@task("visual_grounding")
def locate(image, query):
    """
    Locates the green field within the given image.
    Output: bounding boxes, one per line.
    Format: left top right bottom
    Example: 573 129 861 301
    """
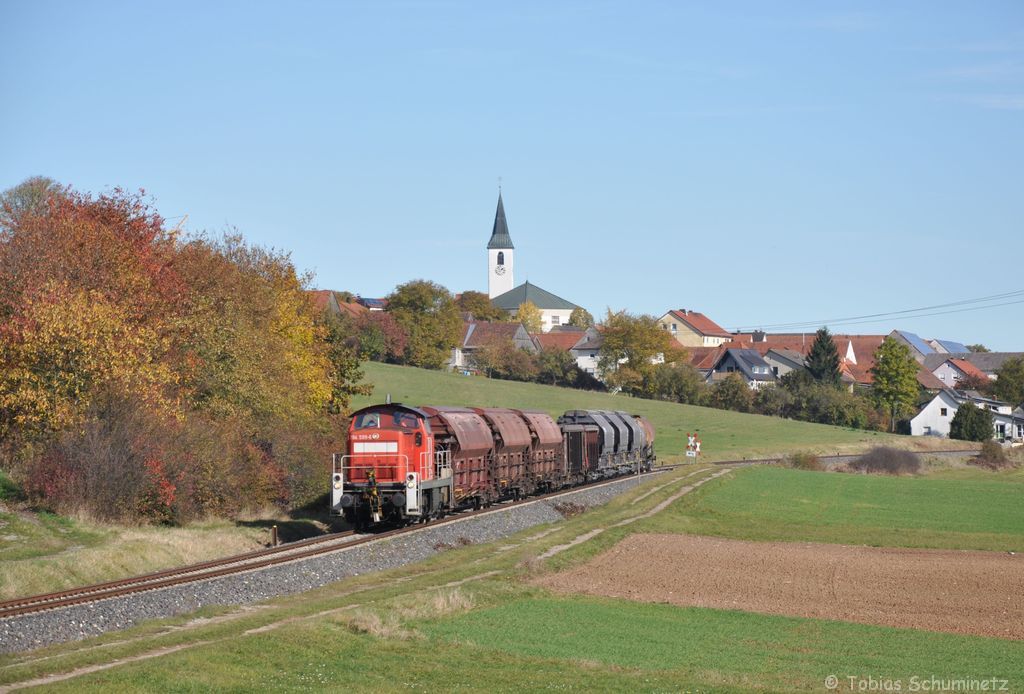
627 465 1024 552
355 362 966 461
4 464 1022 693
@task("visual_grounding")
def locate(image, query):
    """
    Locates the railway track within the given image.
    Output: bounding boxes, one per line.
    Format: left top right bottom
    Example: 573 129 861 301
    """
1 449 972 620
0 468 678 621
709 448 976 467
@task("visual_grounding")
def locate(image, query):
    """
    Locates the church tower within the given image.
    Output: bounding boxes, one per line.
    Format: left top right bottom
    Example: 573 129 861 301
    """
487 191 515 298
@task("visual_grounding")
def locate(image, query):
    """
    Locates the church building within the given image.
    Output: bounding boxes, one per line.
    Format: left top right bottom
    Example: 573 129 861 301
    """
486 192 581 333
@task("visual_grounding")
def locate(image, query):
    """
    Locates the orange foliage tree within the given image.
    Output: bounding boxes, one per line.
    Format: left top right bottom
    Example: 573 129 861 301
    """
0 180 362 521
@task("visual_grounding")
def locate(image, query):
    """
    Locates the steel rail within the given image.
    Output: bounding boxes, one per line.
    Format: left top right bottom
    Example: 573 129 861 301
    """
0 467 681 620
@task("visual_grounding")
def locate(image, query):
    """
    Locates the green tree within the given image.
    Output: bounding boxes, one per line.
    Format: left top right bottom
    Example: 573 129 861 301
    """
870 337 920 432
455 290 506 322
709 372 753 412
949 403 993 441
386 280 463 369
322 318 373 414
598 309 677 395
515 300 543 334
535 347 578 386
992 356 1024 406
966 344 990 353
805 327 841 386
644 363 707 405
568 307 595 329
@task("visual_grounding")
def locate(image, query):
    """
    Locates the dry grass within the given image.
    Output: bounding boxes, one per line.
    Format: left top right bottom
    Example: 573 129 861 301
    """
783 451 824 471
0 521 267 600
553 502 587 518
336 588 476 641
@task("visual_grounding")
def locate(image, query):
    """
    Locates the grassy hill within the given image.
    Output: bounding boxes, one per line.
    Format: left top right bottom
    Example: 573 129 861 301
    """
354 362 966 462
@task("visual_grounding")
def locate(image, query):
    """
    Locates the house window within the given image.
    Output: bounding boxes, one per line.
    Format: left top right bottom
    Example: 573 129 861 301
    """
497 251 504 265
939 373 945 380
924 426 931 435
772 366 779 376
551 315 560 325
940 408 948 417
671 324 677 332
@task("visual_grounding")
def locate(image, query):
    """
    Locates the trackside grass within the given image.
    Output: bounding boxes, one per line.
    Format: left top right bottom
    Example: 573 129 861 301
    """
355 362 968 461
3 465 1022 693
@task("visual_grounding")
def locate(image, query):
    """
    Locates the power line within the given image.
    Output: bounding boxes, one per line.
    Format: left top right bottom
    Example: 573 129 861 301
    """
733 288 1024 332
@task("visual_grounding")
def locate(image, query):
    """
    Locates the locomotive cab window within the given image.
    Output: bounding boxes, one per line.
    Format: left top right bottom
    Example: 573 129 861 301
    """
354 413 381 429
355 411 419 430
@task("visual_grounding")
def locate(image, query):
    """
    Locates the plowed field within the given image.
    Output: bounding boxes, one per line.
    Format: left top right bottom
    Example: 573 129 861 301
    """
536 534 1024 639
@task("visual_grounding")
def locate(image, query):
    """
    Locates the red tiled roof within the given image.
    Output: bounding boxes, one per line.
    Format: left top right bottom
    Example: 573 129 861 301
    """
916 366 945 390
668 310 732 338
463 321 525 348
532 332 584 351
722 333 886 385
309 290 335 311
338 301 367 319
948 358 988 382
685 346 725 370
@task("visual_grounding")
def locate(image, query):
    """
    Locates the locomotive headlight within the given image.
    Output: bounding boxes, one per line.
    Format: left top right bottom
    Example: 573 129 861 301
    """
333 481 342 490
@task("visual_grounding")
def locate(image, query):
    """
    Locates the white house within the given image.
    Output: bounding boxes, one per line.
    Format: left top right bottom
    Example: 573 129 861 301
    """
911 390 1024 440
570 327 602 376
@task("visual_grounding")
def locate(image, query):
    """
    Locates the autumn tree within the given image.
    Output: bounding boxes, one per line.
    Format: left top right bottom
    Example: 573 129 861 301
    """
0 183 363 520
568 307 595 329
0 176 61 232
598 309 677 395
337 311 407 363
455 290 506 322
515 300 543 334
870 337 920 432
805 327 841 386
386 280 463 369
992 356 1024 406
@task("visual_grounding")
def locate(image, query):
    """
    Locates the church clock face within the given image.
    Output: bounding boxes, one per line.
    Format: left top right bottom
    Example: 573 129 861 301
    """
494 265 506 275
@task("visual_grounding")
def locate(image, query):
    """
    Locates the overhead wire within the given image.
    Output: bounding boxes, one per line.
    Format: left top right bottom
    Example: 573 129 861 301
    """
733 289 1024 332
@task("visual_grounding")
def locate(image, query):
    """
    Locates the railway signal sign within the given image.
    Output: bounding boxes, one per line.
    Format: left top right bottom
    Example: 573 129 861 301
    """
685 432 701 460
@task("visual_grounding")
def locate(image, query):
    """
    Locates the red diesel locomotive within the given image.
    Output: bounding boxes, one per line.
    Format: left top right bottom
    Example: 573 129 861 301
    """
330 402 655 528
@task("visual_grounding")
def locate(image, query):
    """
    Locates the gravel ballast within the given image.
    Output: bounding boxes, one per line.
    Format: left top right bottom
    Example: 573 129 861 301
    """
0 474 651 654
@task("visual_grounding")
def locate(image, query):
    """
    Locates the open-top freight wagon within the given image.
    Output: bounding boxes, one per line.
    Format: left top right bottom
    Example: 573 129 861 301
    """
331 403 655 529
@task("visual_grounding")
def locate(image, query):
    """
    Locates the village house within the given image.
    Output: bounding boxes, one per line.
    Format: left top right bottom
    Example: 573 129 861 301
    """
911 390 1024 440
658 309 732 348
449 321 537 372
931 357 989 388
706 348 776 390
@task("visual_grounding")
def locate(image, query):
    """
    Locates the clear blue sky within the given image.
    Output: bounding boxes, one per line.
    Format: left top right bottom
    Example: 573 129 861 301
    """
2 1 1022 349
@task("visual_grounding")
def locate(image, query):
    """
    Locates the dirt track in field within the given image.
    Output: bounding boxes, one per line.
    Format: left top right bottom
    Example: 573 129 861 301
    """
535 534 1024 640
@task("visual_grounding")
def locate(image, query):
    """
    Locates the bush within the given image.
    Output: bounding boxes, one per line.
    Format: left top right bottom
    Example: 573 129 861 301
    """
847 447 920 475
784 452 824 471
971 440 1014 470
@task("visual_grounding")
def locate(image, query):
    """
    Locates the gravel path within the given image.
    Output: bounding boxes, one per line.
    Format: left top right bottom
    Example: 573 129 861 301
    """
536 533 1024 640
0 474 649 654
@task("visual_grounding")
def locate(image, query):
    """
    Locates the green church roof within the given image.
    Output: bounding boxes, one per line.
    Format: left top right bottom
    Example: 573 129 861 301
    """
491 281 579 311
487 192 514 249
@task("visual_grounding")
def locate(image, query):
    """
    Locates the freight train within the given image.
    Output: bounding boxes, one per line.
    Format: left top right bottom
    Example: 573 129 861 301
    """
330 402 656 529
